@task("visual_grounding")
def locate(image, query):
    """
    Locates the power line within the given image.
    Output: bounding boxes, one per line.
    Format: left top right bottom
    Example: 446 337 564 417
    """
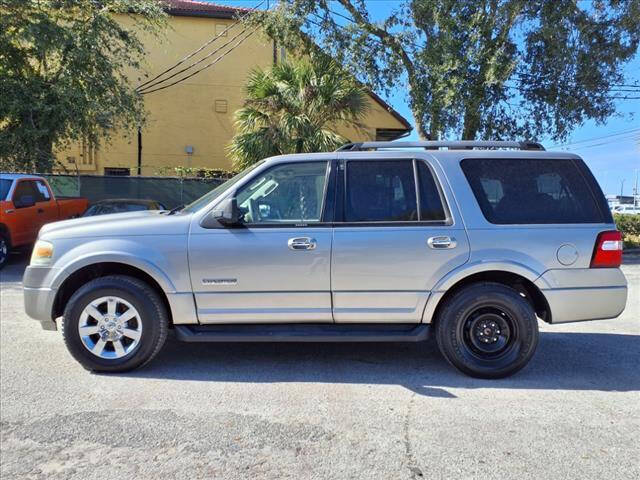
140 29 257 95
136 0 266 91
550 128 640 148
138 25 251 93
560 135 640 150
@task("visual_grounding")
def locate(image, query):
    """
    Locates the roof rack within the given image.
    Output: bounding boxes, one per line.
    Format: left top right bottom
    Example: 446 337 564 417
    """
336 140 545 152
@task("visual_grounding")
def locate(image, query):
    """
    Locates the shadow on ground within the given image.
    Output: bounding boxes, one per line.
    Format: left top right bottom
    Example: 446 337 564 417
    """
4 254 638 397
118 331 640 398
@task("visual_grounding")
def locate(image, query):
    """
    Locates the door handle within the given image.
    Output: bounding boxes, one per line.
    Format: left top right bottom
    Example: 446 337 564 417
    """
427 236 456 249
37 208 44 214
288 237 317 251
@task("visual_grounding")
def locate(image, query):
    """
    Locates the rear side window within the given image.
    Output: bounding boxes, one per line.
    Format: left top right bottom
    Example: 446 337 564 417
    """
343 160 447 223
345 160 417 222
461 159 606 224
34 180 51 202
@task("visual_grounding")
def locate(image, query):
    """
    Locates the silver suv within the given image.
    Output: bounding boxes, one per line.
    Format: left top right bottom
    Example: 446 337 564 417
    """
23 141 628 378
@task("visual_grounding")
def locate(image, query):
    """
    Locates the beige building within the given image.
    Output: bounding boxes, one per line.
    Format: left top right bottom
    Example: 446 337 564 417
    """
57 0 411 176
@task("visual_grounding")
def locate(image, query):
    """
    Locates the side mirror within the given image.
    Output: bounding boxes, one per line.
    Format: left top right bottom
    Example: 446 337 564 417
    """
14 195 35 209
202 197 239 228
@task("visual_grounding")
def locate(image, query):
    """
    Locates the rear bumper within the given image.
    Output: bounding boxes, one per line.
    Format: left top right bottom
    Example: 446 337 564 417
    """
536 268 628 323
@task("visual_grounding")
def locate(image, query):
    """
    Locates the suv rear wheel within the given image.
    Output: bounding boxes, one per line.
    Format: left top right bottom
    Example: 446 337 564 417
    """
61 275 168 372
435 282 539 379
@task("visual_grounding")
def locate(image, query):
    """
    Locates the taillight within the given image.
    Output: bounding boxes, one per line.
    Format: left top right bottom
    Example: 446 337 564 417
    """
590 230 623 268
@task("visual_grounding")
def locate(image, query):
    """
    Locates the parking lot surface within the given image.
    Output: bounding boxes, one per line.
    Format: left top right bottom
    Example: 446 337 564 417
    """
1 253 639 479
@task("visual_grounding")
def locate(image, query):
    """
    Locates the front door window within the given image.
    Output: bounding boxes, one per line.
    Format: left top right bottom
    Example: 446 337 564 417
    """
235 161 329 224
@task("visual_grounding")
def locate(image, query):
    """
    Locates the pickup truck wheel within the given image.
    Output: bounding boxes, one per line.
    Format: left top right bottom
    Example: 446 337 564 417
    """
435 283 539 379
0 233 8 270
61 275 168 373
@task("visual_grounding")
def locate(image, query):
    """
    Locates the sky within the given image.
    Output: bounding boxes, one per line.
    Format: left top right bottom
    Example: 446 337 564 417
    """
205 0 639 196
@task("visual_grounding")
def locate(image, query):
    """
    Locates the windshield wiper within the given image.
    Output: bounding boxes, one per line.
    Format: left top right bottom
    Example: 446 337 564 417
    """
166 204 184 215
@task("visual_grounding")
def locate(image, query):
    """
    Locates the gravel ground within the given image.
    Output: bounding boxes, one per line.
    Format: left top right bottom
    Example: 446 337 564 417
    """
1 252 638 480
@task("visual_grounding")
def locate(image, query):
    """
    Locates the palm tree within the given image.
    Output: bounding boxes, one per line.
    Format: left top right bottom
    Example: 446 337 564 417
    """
228 54 369 169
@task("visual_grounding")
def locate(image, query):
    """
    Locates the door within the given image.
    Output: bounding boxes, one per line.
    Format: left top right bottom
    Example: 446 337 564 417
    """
189 160 335 323
331 158 469 323
10 180 39 245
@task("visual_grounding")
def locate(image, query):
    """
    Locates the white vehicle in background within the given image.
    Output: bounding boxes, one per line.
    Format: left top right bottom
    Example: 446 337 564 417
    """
612 205 640 215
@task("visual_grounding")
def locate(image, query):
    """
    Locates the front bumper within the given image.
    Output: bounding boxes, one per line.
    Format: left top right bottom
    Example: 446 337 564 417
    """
23 286 58 330
23 266 60 331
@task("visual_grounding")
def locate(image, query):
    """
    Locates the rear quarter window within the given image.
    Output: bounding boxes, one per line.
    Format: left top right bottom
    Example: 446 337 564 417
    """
461 158 609 224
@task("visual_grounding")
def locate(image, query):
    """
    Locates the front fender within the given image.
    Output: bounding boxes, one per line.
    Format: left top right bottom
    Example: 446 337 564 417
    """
49 236 191 293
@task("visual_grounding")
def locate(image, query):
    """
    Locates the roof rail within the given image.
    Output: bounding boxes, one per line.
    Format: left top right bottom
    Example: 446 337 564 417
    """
336 140 545 152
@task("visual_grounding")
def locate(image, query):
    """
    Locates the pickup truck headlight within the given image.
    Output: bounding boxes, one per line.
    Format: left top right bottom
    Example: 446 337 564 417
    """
30 240 54 265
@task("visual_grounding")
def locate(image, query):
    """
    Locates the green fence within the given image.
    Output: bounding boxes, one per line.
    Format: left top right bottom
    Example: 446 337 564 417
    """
41 174 225 209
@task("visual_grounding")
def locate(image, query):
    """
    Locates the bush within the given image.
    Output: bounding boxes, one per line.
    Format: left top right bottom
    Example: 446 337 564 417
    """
614 213 640 248
614 213 640 236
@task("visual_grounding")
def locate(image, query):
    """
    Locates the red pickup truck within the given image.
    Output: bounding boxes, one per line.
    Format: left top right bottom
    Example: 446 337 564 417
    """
0 174 88 269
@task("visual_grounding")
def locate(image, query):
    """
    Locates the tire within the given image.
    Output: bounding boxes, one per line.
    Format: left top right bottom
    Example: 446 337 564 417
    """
0 232 9 270
61 275 169 373
435 282 539 379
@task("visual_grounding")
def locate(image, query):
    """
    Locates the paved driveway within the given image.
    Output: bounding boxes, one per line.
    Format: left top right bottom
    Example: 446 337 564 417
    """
1 253 638 479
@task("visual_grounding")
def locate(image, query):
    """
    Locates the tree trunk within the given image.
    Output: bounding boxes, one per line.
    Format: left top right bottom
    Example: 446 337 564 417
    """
462 107 480 140
34 136 54 173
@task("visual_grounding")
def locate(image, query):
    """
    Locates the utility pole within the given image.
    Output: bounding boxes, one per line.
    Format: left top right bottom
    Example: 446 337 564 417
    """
137 126 142 176
620 178 625 197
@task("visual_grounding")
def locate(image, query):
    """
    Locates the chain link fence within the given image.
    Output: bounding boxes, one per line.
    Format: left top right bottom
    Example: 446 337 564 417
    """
42 174 225 209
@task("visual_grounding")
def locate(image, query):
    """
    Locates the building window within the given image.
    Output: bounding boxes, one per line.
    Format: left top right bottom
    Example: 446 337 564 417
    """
104 167 131 176
214 99 228 113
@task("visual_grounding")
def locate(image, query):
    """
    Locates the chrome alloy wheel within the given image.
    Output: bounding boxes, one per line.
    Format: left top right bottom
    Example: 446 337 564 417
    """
78 296 143 359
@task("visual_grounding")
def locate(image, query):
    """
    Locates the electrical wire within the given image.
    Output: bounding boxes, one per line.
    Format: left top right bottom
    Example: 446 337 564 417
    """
137 25 251 93
140 29 257 95
550 128 640 148
136 0 266 91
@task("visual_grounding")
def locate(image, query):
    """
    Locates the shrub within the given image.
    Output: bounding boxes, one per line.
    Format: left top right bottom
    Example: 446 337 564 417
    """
614 213 640 248
614 213 640 236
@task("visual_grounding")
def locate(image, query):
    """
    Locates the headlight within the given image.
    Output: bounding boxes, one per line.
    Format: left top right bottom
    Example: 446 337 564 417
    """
31 240 54 265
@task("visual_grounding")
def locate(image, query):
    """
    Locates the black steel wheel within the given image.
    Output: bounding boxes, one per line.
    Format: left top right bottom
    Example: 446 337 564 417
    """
435 282 539 379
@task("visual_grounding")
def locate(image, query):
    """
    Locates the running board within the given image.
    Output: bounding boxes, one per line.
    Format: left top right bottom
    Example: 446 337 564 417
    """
174 323 431 343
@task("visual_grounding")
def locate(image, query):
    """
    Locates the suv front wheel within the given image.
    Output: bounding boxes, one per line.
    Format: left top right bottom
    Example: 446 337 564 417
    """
61 275 169 372
435 282 539 379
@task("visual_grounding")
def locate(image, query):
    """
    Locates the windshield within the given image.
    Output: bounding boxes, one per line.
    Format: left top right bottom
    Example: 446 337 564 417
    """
0 179 11 200
181 161 265 213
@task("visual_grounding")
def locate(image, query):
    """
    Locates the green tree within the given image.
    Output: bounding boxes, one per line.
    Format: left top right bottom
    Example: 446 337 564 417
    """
255 0 640 141
228 54 368 169
0 0 165 172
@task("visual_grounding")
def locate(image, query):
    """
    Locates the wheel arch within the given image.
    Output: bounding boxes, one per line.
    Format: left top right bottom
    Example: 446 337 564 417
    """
52 262 173 324
426 269 552 325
